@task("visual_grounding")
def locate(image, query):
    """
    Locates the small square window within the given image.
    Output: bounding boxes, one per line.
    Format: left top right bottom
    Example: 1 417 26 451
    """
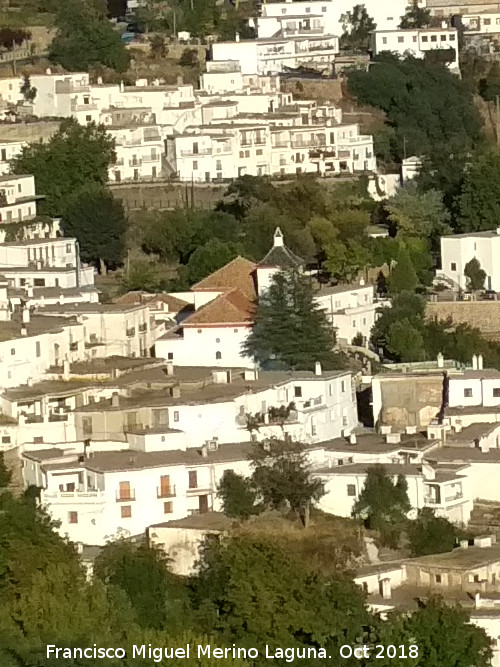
464 388 473 398
422 35 428 42
440 34 447 41
294 386 302 398
68 511 78 524
494 388 500 397
347 484 356 496
484 18 491 25
398 36 404 43
1 436 10 444
449 33 455 40
121 505 132 518
167 352 174 360
431 35 437 42
164 501 173 514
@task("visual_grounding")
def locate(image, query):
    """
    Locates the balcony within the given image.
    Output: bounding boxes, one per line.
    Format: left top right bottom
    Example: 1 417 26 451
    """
115 158 125 166
273 141 289 148
43 490 106 503
129 159 142 167
186 487 212 495
116 491 136 502
157 485 176 498
142 155 160 163
180 148 212 157
298 396 324 410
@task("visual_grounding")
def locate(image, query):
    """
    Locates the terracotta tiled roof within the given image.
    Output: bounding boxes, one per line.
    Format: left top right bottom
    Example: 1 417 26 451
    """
182 288 255 327
190 256 257 300
114 291 188 312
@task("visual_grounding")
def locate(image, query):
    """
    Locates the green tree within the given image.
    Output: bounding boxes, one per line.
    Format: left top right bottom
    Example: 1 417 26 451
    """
371 291 425 356
340 4 376 51
399 1 431 29
191 533 369 650
179 47 198 67
353 464 411 546
250 438 325 525
61 184 126 273
244 270 338 370
464 257 487 291
10 118 116 216
94 540 188 630
187 239 240 284
122 251 169 292
456 150 500 232
387 245 419 294
19 74 37 103
149 33 168 59
407 508 460 557
386 318 426 361
384 183 451 244
479 62 500 101
0 453 11 488
217 470 258 520
49 0 130 72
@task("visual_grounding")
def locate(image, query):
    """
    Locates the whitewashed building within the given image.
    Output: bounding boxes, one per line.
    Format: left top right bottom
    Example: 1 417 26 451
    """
0 174 40 224
440 229 500 292
314 281 378 345
371 27 460 71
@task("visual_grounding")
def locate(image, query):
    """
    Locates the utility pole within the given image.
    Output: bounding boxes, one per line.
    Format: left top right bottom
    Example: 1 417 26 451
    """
126 249 131 279
403 136 407 160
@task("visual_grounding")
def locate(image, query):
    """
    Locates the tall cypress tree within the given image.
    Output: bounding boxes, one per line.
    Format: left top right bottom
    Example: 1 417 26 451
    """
244 270 340 370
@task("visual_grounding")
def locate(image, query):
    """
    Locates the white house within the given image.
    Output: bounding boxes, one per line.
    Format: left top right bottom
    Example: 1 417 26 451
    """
371 27 460 71
314 281 378 345
211 34 340 75
256 0 421 37
0 174 41 224
460 11 500 34
440 229 500 292
0 140 24 175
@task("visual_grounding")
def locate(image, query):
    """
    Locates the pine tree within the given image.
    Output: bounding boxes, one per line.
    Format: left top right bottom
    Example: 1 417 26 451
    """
244 270 339 370
388 244 418 294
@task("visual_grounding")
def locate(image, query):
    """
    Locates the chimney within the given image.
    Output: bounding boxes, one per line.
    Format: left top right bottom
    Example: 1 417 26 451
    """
26 283 34 298
22 307 30 324
97 76 103 84
273 227 284 247
59 293 65 305
21 325 27 337
478 354 484 370
405 425 417 435
472 354 478 370
380 425 391 435
201 444 208 457
459 539 469 549
359 277 365 286
437 352 444 369
315 361 322 376
120 80 125 93
166 361 174 376
349 433 357 445
170 385 181 398
386 432 401 444
63 357 70 380
176 74 184 85
235 32 240 42
111 392 120 407
380 578 392 600
46 67 52 75
496 227 500 235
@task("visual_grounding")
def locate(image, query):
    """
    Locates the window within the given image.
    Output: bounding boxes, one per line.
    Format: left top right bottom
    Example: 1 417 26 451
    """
0 149 6 161
440 34 447 40
430 35 437 42
216 160 222 171
494 388 500 397
68 511 78 524
398 36 404 43
449 33 455 40
281 7 286 13
173 411 179 422
474 574 480 583
413 35 417 42
215 351 222 360
188 470 198 489
121 505 132 518
305 7 310 12
341 380 346 393
215 338 220 343
193 161 198 170
421 35 428 42
484 18 491 25
167 352 174 360
33 278 45 287
18 183 22 193
464 388 473 398
86 115 91 122
294 386 302 398
10 348 15 356
450 262 457 271
435 574 442 583
347 484 356 497
36 341 41 358
82 417 93 436
256 149 263 156
164 501 173 514
192 142 199 154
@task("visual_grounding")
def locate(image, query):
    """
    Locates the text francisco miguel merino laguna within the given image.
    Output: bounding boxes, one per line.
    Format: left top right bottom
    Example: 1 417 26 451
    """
46 644 332 662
